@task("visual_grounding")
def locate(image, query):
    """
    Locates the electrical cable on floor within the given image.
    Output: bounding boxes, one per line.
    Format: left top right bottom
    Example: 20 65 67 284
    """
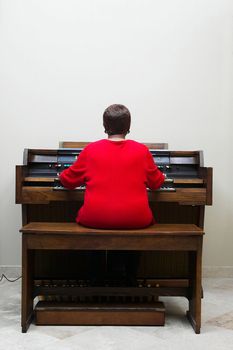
0 274 22 282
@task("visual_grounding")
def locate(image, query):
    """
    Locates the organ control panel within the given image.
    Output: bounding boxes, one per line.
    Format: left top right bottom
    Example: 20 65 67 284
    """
16 147 212 206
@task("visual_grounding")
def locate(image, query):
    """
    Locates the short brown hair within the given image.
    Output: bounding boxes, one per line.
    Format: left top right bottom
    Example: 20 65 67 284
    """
103 104 131 136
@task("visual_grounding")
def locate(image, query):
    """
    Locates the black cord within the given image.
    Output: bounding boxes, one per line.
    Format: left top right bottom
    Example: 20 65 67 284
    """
0 274 22 282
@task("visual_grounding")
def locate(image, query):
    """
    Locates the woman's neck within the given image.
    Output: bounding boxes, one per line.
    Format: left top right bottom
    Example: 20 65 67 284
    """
108 134 126 141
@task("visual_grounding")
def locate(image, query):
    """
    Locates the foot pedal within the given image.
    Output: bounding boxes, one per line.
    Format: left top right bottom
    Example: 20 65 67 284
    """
35 301 165 326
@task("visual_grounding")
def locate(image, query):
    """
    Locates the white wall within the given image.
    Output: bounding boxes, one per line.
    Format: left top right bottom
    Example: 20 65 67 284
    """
0 0 232 268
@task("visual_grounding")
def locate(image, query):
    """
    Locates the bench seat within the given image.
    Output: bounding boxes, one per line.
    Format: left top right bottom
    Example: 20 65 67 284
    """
20 222 204 333
20 222 204 236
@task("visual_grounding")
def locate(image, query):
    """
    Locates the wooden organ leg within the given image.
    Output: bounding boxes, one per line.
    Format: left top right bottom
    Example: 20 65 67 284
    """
186 238 203 334
21 235 34 333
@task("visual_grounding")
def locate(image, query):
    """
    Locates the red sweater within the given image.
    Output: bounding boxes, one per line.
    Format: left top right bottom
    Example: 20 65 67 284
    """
60 139 165 229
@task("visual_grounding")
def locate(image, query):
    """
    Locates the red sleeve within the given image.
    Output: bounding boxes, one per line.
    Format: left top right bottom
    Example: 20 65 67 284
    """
59 148 87 190
145 150 165 190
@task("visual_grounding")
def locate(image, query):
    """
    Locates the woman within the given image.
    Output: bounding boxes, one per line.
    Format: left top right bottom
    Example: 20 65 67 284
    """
60 104 165 229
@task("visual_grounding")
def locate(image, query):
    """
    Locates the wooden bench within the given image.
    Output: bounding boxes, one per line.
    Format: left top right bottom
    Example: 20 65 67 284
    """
20 222 204 333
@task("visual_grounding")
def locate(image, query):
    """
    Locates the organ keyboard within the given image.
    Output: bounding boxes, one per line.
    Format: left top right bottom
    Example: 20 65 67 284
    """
16 147 212 206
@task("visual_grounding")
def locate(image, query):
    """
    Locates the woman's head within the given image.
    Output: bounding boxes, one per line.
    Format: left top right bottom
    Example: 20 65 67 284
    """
103 104 131 136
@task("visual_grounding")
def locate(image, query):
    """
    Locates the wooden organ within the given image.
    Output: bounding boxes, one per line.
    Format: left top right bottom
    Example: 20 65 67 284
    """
16 142 212 332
